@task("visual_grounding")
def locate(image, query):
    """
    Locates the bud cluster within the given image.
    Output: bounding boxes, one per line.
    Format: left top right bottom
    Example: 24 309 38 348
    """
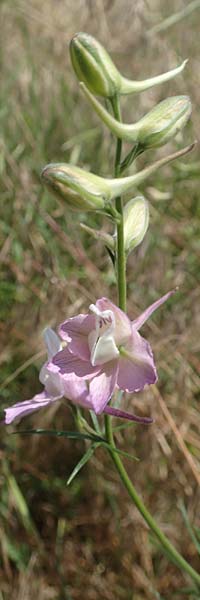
42 31 192 257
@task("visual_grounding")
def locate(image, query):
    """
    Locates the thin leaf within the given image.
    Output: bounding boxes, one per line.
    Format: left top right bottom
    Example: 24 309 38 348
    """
101 442 139 462
12 428 105 443
67 445 96 485
67 440 138 487
89 411 102 434
112 421 138 432
12 430 138 461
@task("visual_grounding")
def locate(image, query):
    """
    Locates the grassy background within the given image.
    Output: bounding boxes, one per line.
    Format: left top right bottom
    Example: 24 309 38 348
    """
1 0 200 598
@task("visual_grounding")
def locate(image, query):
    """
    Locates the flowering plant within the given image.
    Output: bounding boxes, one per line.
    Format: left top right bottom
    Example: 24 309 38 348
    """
5 32 200 588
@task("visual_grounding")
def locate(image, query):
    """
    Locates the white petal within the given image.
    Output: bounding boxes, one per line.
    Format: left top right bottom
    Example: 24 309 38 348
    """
88 304 119 366
91 333 119 366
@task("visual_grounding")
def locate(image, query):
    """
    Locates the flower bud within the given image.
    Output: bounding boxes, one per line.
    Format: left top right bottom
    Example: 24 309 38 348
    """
134 96 192 149
70 32 187 98
41 144 194 214
123 196 149 254
70 32 121 98
41 163 111 212
81 85 192 149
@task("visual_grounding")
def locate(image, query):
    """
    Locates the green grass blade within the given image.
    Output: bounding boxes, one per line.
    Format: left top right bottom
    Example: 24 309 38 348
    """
179 501 200 554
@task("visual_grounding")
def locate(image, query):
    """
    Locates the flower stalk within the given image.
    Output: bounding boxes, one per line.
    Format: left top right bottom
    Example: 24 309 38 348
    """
104 415 200 586
104 91 200 589
111 94 126 312
5 30 200 590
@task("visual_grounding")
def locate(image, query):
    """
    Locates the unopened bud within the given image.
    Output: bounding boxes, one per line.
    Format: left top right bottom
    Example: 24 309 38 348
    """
134 96 192 148
81 85 192 149
41 144 195 214
70 32 187 98
41 163 110 212
123 197 149 254
70 32 120 98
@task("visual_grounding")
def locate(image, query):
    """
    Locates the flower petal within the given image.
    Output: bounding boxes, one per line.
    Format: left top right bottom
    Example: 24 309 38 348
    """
4 391 62 425
95 298 132 346
104 405 153 424
43 327 62 360
61 373 92 408
117 330 157 392
90 331 119 366
52 347 100 379
132 289 176 331
88 304 119 366
89 361 119 414
59 314 95 360
47 363 94 410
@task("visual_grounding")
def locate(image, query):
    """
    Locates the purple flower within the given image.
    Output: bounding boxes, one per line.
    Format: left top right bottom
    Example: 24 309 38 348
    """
49 290 175 422
5 328 90 425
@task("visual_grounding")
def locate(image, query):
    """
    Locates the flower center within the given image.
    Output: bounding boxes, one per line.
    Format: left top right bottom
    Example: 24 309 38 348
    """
88 304 119 366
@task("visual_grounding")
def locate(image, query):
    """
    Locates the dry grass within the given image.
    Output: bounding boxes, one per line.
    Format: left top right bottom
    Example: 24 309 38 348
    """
0 0 200 598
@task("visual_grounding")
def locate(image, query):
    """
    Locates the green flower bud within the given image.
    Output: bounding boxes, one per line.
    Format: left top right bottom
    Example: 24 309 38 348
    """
134 96 192 149
41 144 194 213
123 196 149 254
70 32 121 98
41 163 111 212
70 32 187 98
81 85 192 149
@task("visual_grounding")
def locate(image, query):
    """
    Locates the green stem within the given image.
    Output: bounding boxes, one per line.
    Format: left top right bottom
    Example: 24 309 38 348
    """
104 417 200 586
111 94 126 312
104 94 200 588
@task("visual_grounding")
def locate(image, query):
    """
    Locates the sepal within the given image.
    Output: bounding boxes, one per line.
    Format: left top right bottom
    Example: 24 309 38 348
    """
70 32 120 98
123 196 149 254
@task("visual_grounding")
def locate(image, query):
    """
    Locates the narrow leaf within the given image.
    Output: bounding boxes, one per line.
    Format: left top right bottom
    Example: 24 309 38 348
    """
12 430 138 461
112 421 138 432
12 429 105 443
67 445 96 485
101 442 139 462
89 411 102 434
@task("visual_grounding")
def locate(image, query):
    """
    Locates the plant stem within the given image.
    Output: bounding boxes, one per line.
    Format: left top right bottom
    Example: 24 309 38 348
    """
105 415 200 586
111 94 126 312
104 94 200 588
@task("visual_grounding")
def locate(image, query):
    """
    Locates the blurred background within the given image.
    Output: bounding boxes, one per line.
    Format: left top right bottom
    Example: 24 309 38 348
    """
0 1 200 598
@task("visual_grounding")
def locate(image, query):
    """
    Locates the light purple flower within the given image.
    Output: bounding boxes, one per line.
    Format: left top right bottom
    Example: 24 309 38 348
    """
50 290 175 421
5 328 90 425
